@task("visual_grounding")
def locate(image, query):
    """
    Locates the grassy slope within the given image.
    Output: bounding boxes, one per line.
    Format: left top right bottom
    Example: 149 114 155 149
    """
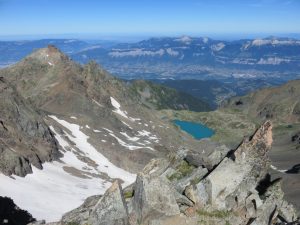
130 80 211 112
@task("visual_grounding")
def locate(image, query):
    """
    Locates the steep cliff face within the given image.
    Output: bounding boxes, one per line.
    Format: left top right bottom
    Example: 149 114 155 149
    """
46 121 298 225
0 77 60 177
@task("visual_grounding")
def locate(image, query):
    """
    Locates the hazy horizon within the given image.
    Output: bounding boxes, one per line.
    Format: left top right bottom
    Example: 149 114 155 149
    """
1 0 300 41
1 32 300 42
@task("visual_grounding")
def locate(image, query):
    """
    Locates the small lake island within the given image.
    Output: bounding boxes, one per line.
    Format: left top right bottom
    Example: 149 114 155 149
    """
173 120 215 140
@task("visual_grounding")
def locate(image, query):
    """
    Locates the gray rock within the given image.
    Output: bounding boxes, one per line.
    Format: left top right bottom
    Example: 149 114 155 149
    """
89 180 129 225
184 180 211 207
173 167 208 193
0 147 33 177
132 172 180 223
185 140 230 170
184 152 205 168
60 180 129 225
0 78 60 177
61 195 102 224
141 158 170 178
193 121 273 210
173 190 194 207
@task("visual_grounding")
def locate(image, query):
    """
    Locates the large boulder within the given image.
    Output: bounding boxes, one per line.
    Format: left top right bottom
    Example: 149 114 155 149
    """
132 160 180 224
61 195 102 224
193 121 273 210
60 180 129 225
185 139 230 170
89 180 129 225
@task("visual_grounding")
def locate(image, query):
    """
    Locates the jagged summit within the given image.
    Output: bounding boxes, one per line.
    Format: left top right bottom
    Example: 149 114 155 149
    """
24 45 70 66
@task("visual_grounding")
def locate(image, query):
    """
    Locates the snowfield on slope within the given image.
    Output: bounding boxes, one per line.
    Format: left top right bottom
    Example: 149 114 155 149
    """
0 115 136 222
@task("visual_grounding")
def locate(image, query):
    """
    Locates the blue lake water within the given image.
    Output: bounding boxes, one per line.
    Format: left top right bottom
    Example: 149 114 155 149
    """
173 120 215 140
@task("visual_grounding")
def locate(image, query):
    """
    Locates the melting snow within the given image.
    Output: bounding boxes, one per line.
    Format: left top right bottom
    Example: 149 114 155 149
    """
110 97 129 119
70 116 77 120
121 121 133 129
175 36 192 44
0 116 136 222
120 132 140 142
270 165 287 173
48 115 135 182
109 133 154 151
0 161 109 223
103 127 113 133
93 129 101 133
92 99 103 107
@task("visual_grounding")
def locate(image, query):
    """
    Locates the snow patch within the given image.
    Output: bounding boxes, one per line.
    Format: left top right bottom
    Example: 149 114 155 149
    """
48 115 136 182
166 48 179 56
93 130 101 133
211 42 225 51
270 165 287 173
110 97 129 119
120 132 140 142
109 133 154 151
175 36 192 44
92 99 104 107
0 119 136 222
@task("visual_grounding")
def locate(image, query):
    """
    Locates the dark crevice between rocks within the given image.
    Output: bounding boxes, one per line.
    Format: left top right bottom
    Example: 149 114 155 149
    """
246 218 256 225
0 121 8 131
268 205 277 225
252 199 257 211
277 214 288 223
0 197 35 225
255 173 281 196
286 164 300 174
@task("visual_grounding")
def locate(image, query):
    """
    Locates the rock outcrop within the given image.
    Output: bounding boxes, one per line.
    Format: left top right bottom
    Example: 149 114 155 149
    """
131 160 180 224
48 180 129 225
0 77 60 176
49 121 298 225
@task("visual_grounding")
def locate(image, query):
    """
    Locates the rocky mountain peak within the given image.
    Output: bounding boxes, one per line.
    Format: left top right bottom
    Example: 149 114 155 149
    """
24 44 70 66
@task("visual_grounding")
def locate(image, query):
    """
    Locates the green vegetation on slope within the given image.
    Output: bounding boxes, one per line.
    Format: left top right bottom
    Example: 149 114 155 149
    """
130 80 211 112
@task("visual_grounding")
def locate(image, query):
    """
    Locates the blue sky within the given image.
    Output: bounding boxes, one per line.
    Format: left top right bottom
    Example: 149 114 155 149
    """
0 0 299 39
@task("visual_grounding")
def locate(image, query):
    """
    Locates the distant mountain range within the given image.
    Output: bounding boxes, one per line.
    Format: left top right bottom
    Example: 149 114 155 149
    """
1 36 300 81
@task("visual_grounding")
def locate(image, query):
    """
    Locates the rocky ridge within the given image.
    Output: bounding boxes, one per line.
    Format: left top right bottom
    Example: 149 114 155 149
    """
35 121 299 225
0 76 60 177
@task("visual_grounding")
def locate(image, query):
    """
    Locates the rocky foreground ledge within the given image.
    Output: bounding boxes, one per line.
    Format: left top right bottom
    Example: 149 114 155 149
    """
30 121 299 225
